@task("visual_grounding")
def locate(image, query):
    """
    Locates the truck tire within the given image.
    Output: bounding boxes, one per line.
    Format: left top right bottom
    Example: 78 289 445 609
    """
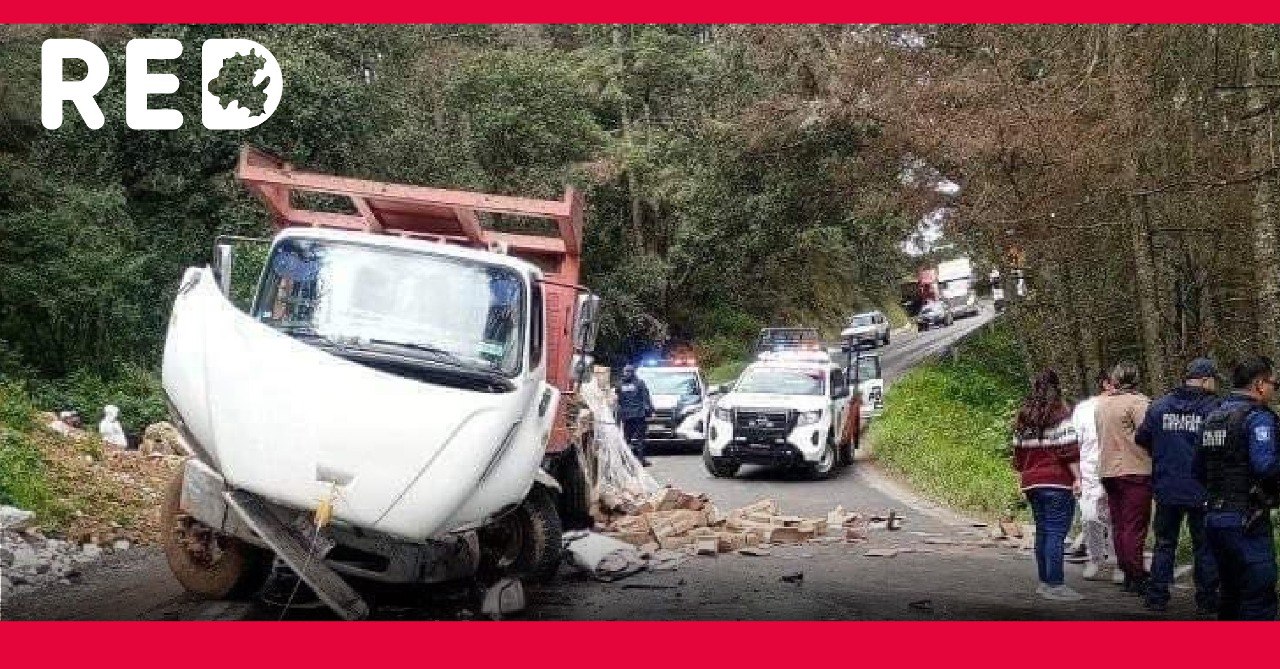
883 331 891 346
702 447 740 478
162 467 269 599
805 435 837 480
511 485 563 582
552 444 593 531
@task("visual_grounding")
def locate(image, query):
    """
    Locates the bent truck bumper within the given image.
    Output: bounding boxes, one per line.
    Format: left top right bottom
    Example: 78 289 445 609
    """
705 417 827 464
179 458 479 586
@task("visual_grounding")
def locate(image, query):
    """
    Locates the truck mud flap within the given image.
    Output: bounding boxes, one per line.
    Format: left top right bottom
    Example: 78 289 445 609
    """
224 490 371 621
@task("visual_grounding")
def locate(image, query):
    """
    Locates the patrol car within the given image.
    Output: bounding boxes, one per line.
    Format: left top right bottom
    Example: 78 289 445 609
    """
635 355 709 449
703 350 864 480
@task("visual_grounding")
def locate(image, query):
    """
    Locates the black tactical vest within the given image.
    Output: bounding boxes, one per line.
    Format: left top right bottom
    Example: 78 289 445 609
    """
1200 405 1258 513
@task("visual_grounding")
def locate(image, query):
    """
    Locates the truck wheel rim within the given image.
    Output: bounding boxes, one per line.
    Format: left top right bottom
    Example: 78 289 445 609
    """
172 513 227 568
489 514 526 570
817 442 834 473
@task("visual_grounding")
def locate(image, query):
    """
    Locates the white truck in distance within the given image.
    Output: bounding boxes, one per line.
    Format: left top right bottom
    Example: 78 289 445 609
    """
937 257 980 318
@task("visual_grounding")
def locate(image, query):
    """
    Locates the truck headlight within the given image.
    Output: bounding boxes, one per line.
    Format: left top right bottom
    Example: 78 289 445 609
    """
797 410 823 426
679 401 704 417
713 406 732 421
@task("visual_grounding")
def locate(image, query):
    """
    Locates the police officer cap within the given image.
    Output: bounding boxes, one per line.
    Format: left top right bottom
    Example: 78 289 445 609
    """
1185 357 1219 380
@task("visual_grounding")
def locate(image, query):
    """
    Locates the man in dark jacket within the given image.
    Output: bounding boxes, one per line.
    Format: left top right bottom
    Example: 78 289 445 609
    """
1136 357 1222 613
1196 356 1280 620
616 364 654 466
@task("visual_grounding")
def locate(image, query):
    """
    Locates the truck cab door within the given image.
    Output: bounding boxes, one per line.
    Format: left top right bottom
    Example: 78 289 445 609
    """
856 353 884 418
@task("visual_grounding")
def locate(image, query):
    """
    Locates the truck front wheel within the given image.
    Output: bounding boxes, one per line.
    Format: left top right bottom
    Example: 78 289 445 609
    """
482 485 563 582
551 443 593 531
805 435 837 480
162 467 269 599
702 447 740 478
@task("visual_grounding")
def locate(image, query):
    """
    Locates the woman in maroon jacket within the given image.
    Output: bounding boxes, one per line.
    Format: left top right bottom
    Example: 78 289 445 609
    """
1012 369 1084 601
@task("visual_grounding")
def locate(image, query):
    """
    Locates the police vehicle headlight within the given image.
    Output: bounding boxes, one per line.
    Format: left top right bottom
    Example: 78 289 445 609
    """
679 401 703 417
796 410 823 426
713 406 732 421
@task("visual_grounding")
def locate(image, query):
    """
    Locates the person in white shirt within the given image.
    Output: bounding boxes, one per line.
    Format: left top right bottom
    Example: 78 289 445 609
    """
1071 371 1120 581
98 404 128 449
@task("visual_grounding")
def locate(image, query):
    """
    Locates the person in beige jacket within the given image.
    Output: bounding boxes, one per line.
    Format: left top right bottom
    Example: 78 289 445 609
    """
1096 361 1153 593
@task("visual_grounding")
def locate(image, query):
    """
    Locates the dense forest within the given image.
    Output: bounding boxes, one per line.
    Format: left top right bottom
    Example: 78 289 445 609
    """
3 25 1280 425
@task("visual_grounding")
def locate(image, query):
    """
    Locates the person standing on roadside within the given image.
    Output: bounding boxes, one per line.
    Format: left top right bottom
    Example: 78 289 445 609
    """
1196 356 1280 620
1071 370 1118 582
615 364 655 467
1135 358 1222 614
1011 369 1084 601
1096 361 1153 594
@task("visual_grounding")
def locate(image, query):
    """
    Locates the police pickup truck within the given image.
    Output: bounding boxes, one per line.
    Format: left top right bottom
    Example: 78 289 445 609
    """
704 350 865 480
635 356 709 449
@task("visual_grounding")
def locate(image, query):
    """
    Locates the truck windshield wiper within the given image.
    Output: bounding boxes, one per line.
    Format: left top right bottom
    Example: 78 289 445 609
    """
276 324 346 347
363 339 483 368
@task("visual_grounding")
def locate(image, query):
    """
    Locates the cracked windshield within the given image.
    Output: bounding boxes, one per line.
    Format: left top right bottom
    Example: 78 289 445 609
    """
254 237 525 376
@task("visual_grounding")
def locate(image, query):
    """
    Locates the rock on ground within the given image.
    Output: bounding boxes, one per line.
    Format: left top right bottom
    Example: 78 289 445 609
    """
0 505 35 532
1 528 137 598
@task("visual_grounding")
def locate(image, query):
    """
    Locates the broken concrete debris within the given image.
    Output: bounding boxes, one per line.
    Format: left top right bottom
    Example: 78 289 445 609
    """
594 486 892 560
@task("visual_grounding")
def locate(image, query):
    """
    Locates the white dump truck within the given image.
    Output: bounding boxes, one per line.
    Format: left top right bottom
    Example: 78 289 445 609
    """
160 146 602 619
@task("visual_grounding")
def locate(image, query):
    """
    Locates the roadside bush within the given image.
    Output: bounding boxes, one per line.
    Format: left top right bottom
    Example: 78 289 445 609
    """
869 323 1027 517
0 381 56 515
28 364 166 436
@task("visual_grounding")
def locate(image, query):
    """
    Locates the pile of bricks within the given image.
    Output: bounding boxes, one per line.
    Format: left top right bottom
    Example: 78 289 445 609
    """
598 489 868 556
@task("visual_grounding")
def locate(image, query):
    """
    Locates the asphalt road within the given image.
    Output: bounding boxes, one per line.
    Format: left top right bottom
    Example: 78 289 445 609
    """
1 306 1204 620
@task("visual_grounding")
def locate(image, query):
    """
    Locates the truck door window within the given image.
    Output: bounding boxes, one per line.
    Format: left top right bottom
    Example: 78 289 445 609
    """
529 282 544 369
830 369 845 396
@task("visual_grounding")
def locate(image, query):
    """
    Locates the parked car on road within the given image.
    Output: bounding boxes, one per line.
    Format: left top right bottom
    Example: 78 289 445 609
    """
916 300 953 331
635 356 709 450
704 350 861 480
840 310 891 349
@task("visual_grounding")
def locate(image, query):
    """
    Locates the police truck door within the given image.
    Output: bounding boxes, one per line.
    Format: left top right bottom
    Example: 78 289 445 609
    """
858 353 885 418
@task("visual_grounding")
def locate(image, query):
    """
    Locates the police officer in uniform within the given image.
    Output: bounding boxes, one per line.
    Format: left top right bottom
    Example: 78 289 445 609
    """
1135 358 1221 613
1196 356 1280 620
616 364 654 467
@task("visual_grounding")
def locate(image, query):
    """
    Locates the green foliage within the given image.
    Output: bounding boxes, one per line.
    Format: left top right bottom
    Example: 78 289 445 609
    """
0 379 37 434
869 323 1027 517
0 429 52 512
0 382 52 511
28 365 166 436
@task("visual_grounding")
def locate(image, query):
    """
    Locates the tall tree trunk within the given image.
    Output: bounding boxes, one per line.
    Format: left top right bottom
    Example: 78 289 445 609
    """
1248 26 1280 364
612 25 645 253
1129 192 1168 392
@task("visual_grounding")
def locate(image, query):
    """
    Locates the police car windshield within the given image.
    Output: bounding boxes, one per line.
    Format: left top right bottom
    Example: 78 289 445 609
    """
735 368 826 396
636 369 701 396
253 237 526 377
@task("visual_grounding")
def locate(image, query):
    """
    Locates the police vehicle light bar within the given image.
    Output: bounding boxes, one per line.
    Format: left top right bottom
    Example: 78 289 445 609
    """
757 350 830 363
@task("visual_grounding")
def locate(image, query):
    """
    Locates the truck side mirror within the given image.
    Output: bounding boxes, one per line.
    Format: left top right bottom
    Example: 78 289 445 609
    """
213 243 235 298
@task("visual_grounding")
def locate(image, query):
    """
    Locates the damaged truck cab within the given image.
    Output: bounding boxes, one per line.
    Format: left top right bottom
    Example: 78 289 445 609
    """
160 147 601 618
